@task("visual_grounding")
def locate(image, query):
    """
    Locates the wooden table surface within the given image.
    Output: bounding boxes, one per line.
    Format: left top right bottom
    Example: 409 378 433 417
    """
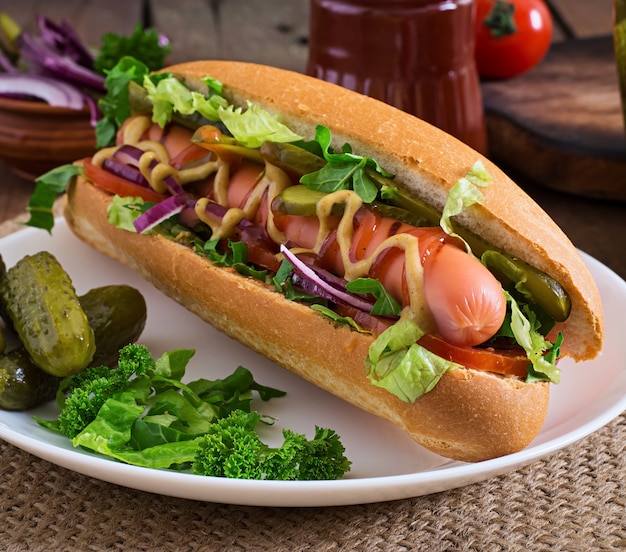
0 0 622 282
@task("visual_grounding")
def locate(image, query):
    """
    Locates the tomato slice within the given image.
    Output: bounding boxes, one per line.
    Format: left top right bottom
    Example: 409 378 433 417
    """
82 158 168 203
418 333 530 378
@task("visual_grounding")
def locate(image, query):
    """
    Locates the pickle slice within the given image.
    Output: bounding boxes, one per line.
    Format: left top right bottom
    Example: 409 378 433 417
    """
480 249 571 322
272 185 344 216
260 142 326 177
367 169 571 321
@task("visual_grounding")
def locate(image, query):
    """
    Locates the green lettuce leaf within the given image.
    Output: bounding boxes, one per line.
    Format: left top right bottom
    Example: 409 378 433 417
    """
143 74 228 127
365 319 460 403
505 291 561 383
106 195 145 231
216 101 302 148
440 160 492 242
143 76 300 148
62 349 287 471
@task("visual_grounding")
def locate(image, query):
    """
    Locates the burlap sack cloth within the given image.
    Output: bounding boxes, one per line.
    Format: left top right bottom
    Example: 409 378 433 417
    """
0 211 624 552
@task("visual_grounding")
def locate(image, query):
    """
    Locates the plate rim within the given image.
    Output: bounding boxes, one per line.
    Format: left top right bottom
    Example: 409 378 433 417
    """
0 219 624 507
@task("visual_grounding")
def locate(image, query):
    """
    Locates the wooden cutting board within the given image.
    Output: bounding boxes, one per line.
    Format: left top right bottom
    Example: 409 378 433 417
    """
481 36 626 202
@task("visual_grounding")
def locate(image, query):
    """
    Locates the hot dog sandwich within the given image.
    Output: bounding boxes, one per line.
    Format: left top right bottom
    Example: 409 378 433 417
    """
60 59 604 462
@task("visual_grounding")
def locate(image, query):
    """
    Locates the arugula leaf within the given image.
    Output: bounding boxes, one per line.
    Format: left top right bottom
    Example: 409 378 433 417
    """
202 76 223 96
345 277 401 317
271 258 295 289
299 125 392 203
199 238 267 281
310 304 369 333
95 56 152 147
271 259 327 303
94 23 171 75
188 365 286 411
26 164 82 232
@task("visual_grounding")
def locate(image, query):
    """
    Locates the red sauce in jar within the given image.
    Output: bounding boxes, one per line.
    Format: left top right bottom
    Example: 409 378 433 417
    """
306 0 488 154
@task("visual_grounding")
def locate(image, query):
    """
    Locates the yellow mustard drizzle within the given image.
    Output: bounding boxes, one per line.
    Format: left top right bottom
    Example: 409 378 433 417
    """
300 189 432 328
123 115 152 144
259 162 291 245
94 115 431 326
194 161 291 242
194 198 246 240
92 146 120 168
95 115 224 193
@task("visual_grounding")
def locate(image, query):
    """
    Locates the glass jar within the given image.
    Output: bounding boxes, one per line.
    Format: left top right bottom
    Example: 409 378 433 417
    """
306 0 488 154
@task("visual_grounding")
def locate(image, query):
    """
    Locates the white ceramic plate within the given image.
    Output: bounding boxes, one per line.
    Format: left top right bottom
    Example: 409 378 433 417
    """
0 219 624 507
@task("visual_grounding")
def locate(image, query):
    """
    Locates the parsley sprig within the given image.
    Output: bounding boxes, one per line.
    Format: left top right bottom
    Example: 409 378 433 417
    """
94 23 171 74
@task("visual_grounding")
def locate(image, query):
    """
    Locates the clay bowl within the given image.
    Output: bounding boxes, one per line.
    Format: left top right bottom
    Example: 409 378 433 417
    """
0 96 97 180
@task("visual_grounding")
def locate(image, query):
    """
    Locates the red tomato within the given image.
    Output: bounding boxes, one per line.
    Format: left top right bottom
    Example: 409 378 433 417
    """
82 159 168 203
327 304 530 378
418 334 531 378
474 0 553 79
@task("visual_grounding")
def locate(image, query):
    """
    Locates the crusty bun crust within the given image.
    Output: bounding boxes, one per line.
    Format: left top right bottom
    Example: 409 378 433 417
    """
167 60 603 362
64 180 550 462
62 61 604 462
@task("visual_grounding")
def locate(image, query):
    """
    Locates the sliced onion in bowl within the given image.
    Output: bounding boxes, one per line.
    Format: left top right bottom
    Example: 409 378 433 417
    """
37 15 94 68
0 73 85 109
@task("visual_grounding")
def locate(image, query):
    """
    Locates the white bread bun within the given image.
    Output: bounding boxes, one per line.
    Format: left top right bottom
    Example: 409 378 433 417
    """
64 181 549 462
62 61 603 462
168 60 603 362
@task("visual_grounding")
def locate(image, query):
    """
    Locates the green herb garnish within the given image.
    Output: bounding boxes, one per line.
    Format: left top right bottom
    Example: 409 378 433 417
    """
300 125 393 204
35 343 351 480
26 164 82 232
346 277 402 317
94 23 171 75
95 56 153 147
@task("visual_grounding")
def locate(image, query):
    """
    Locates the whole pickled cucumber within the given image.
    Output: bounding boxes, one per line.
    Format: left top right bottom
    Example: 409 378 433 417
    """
0 251 95 377
79 285 147 367
0 284 146 411
0 348 59 410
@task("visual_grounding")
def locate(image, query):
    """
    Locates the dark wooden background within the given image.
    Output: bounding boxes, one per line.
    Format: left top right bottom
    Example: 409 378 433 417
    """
0 0 623 280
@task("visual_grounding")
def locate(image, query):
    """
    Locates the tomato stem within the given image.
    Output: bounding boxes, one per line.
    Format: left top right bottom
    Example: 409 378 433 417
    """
483 0 517 39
